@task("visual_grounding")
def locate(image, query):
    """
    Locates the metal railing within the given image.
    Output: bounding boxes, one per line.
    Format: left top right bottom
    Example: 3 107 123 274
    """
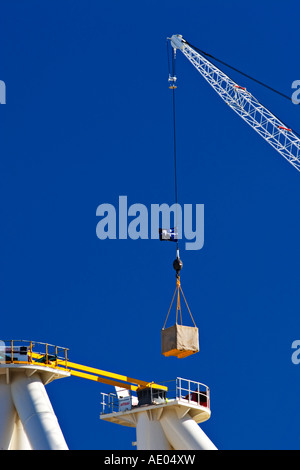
176 377 210 409
100 377 210 415
0 339 69 369
101 392 119 414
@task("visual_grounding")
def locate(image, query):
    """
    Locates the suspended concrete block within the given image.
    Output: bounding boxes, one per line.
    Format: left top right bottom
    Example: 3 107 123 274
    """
161 324 199 359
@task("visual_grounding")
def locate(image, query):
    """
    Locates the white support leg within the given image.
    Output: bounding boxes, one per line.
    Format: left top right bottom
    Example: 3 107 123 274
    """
160 408 217 450
11 373 68 450
0 375 16 450
9 416 32 450
136 410 172 450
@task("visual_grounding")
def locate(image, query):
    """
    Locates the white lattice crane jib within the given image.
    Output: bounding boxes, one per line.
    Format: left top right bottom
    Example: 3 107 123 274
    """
170 34 300 173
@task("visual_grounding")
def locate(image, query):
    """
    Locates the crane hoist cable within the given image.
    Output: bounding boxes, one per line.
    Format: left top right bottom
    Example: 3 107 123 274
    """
164 42 198 332
159 41 200 360
166 40 183 278
167 41 179 240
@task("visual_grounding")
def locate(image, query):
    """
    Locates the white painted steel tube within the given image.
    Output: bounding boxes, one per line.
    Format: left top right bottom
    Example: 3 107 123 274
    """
9 416 32 450
0 375 16 449
160 409 217 450
11 373 68 450
136 411 172 450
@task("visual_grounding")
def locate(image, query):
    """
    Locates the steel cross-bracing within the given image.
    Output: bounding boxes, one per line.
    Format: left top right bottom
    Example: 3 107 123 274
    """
170 35 300 173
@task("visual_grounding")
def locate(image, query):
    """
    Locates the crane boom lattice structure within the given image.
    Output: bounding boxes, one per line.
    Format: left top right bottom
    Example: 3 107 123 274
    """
170 35 300 173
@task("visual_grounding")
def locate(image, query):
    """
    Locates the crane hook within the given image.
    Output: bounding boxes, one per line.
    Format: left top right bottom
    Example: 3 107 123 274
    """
173 248 183 278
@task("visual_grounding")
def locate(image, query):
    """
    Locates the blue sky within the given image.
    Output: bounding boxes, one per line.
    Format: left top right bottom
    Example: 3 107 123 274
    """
1 0 300 450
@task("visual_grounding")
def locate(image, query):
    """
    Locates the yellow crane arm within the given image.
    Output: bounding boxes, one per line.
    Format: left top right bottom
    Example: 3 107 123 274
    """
29 352 167 392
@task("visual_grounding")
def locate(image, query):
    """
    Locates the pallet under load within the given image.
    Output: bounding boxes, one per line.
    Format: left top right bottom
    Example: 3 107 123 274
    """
161 323 199 359
161 277 199 359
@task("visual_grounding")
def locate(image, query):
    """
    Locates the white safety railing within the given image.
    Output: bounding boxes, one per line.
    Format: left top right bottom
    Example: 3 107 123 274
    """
101 392 119 414
100 377 210 415
0 339 69 367
176 377 210 409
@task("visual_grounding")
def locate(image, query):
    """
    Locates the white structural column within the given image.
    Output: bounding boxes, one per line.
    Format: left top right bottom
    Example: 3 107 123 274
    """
11 373 68 450
136 411 172 450
0 375 16 450
9 416 32 450
160 408 217 450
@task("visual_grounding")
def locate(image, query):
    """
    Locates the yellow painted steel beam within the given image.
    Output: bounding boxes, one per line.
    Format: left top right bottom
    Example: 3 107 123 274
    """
29 352 167 391
63 361 150 387
70 370 139 391
56 360 167 390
